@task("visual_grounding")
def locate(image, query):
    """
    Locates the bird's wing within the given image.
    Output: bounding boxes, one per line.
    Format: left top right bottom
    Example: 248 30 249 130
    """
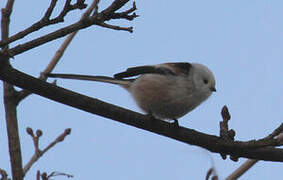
113 63 188 79
162 62 192 75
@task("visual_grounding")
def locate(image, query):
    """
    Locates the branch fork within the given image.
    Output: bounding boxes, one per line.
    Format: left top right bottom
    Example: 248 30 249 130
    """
219 106 283 161
23 128 71 176
37 170 73 180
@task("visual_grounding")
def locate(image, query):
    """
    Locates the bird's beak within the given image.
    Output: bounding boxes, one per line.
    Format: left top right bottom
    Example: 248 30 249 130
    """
210 87 216 92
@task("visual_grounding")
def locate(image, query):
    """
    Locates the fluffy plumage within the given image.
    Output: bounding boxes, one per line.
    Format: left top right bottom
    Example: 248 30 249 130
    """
47 62 216 124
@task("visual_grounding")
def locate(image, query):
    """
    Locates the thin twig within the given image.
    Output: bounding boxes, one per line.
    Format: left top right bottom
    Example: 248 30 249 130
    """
54 0 87 23
206 168 218 180
36 171 40 180
277 133 283 145
262 123 283 141
219 107 283 161
0 168 8 180
41 172 48 180
44 0 58 19
3 0 136 57
40 0 100 79
225 130 283 180
111 2 138 21
47 171 73 179
236 123 283 148
23 128 71 176
83 0 100 18
16 0 101 102
41 128 71 154
101 0 130 15
225 159 258 180
37 171 73 180
98 22 133 32
0 0 87 47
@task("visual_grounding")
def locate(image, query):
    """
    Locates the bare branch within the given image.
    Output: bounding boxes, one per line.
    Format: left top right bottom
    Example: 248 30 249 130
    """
111 2 138 21
0 0 87 47
225 159 258 180
98 22 133 33
23 128 71 176
47 171 73 179
262 123 283 141
36 171 40 180
219 107 283 161
277 133 283 145
1 1 24 180
0 168 8 180
16 0 101 103
1 0 14 47
44 0 58 19
37 171 73 180
41 172 48 180
41 128 71 154
40 0 99 78
0 0 137 57
225 131 283 179
237 123 283 148
101 0 131 15
0 65 283 162
206 168 218 180
53 0 87 23
83 0 100 18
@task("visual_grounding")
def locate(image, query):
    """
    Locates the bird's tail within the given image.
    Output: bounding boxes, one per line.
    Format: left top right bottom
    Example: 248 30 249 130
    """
46 73 131 86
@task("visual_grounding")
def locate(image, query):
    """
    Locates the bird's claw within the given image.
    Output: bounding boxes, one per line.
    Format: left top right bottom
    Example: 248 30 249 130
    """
172 119 179 127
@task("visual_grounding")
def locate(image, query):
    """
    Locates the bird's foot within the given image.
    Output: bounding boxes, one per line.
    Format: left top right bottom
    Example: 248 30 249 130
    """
147 113 156 121
172 119 179 127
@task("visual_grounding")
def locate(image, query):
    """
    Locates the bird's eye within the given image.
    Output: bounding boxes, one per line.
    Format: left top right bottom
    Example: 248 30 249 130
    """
203 79 208 84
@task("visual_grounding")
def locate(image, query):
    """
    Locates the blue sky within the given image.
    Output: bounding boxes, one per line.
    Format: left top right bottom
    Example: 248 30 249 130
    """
1 0 283 179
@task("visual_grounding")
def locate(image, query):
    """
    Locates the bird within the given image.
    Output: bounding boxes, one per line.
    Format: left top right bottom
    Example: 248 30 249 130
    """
46 62 216 126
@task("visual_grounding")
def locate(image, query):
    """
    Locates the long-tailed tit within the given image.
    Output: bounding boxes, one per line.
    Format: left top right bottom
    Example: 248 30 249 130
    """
47 62 216 125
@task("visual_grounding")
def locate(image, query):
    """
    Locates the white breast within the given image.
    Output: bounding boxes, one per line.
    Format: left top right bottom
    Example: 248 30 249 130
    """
128 74 199 119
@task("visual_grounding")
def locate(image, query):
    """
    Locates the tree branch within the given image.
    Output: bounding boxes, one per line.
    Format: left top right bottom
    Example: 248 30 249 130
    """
0 2 136 178
16 0 101 103
206 168 218 180
98 22 133 33
1 1 24 180
225 159 258 180
0 0 87 47
225 131 283 179
0 65 283 162
41 171 73 180
23 128 71 176
1 0 137 57
0 168 8 180
111 2 138 21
